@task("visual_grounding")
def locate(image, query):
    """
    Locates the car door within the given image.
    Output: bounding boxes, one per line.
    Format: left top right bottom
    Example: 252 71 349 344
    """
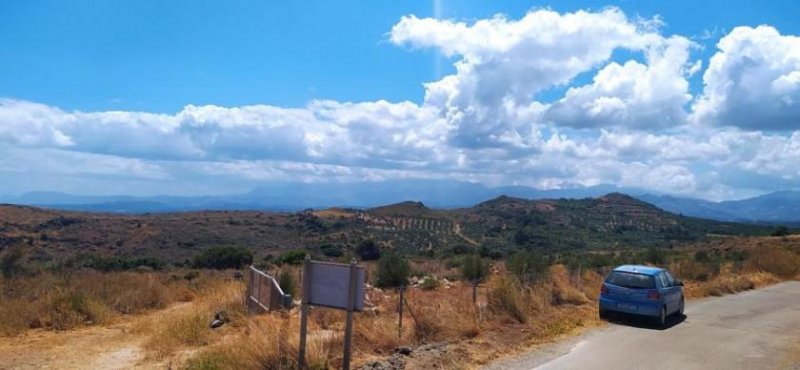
656 273 674 312
664 271 681 312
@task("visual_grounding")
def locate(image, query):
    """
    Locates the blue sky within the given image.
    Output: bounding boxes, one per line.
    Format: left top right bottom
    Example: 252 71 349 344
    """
1 1 800 200
3 0 797 112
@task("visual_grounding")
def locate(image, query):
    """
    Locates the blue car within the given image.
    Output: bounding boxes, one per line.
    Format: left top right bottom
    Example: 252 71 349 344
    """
599 265 685 327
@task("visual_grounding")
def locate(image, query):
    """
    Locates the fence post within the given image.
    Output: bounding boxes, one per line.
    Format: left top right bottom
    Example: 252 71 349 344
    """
398 286 404 341
298 255 311 370
342 258 358 370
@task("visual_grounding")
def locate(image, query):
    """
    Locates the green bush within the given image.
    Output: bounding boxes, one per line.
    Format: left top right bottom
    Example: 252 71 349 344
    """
772 225 790 237
0 245 26 278
320 244 343 258
192 246 253 269
451 244 474 255
375 253 410 288
277 250 307 266
355 240 381 261
643 247 668 265
694 250 710 263
278 270 297 297
507 251 549 285
67 253 166 271
418 276 440 290
460 254 488 284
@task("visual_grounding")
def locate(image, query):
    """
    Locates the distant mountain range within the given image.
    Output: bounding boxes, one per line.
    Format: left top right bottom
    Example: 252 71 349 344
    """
0 180 645 213
637 191 800 224
1 180 799 223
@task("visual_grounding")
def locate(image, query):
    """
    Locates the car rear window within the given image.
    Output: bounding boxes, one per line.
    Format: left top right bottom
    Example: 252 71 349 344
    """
605 271 656 289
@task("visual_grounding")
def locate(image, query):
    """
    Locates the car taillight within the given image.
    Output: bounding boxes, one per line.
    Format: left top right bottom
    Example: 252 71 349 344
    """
648 290 660 300
601 284 608 294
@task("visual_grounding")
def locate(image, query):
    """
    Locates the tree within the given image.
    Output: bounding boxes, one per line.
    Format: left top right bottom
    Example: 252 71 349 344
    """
461 254 489 304
460 254 488 283
354 239 381 261
375 253 410 288
192 246 253 269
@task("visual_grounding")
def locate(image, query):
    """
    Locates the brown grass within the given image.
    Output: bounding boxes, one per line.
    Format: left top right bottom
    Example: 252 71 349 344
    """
0 269 204 336
685 271 780 298
743 246 800 279
138 276 246 358
6 238 798 369
164 263 605 369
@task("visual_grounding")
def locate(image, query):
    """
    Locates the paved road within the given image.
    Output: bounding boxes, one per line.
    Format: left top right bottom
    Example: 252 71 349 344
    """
486 281 800 370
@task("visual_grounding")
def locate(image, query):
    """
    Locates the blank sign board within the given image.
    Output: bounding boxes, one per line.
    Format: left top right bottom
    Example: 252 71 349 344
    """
307 261 365 311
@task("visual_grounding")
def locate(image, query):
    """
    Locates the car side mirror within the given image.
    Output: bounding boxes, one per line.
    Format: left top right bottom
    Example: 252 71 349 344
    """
674 280 684 287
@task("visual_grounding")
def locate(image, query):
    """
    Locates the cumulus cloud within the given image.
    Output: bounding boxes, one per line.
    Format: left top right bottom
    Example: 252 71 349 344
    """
2 8 800 199
693 25 800 130
391 8 669 147
546 36 697 129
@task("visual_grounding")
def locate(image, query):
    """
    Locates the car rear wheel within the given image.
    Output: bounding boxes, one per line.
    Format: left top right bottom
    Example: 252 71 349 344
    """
679 298 685 316
656 306 667 327
599 308 608 320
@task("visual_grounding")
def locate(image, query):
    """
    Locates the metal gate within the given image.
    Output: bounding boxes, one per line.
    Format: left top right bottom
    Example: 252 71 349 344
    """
246 266 293 313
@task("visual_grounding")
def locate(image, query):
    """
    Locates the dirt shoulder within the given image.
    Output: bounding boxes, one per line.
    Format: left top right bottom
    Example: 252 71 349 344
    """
0 303 192 370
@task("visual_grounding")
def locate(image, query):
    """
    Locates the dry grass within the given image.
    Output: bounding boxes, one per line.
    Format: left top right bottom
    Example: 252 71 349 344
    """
743 246 800 279
138 276 246 358
0 269 203 336
685 270 780 298
8 239 797 369
167 263 604 369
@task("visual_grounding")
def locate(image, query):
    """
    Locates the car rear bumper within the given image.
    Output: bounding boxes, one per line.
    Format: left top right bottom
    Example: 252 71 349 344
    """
599 296 661 317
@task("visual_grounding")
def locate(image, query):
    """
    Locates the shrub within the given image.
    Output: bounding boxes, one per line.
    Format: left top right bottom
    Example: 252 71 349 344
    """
643 247 668 265
374 253 410 288
192 246 253 269
354 240 381 261
276 250 307 266
320 245 343 258
451 244 474 255
68 253 166 271
460 254 488 284
479 245 503 259
183 271 200 281
771 225 790 237
507 251 549 285
278 270 297 297
487 275 527 323
694 250 710 263
0 245 26 278
418 276 440 290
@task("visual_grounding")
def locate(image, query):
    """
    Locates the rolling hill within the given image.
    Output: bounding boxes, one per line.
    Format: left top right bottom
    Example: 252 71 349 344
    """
0 193 774 265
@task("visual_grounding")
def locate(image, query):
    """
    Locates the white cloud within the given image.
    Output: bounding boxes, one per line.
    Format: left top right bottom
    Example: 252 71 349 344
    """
392 8 667 147
3 9 800 200
693 25 800 130
545 36 697 129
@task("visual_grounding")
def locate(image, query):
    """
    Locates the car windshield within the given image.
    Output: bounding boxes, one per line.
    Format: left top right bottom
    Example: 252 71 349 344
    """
605 271 656 289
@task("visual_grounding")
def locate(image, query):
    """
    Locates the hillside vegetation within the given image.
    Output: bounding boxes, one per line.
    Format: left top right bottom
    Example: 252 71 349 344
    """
0 193 775 267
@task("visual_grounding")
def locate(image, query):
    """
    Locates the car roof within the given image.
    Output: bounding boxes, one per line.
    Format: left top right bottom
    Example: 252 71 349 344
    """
612 265 663 276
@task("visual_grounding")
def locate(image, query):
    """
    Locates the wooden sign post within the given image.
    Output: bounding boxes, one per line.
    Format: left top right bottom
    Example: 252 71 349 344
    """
298 256 365 370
